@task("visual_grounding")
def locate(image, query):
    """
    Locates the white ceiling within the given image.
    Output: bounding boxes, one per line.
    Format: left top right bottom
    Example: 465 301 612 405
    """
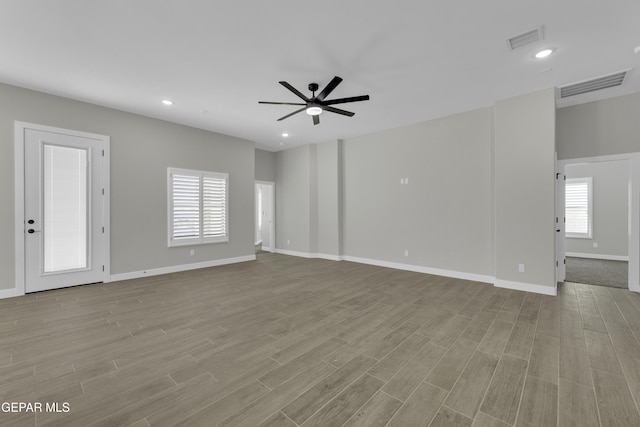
1 1 639 151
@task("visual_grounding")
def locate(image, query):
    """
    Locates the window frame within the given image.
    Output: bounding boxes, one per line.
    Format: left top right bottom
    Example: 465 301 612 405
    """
565 176 593 239
167 167 229 247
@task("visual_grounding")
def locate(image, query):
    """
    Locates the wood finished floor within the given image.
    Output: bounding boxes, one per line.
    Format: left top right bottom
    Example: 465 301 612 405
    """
1 253 640 426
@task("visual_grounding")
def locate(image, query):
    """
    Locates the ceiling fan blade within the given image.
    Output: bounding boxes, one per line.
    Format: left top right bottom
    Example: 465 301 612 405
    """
315 76 343 102
323 106 355 117
322 95 370 106
313 115 320 125
277 107 306 121
279 81 310 102
259 101 306 106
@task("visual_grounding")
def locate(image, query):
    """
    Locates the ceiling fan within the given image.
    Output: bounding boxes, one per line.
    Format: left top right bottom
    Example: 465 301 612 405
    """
259 76 370 125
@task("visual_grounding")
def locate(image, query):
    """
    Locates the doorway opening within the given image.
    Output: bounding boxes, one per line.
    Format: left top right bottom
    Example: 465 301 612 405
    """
255 181 275 253
558 154 640 292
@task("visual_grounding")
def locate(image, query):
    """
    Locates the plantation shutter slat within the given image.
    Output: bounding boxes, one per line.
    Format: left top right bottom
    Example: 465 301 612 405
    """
169 168 229 246
565 178 591 237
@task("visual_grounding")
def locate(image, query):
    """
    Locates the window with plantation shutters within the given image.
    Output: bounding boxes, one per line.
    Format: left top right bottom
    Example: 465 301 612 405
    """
565 177 592 238
168 168 228 246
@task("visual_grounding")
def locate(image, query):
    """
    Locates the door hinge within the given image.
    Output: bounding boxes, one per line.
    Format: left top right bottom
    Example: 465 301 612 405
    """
102 149 105 157
102 188 105 195
102 226 105 233
556 261 558 267
556 172 560 179
102 265 105 271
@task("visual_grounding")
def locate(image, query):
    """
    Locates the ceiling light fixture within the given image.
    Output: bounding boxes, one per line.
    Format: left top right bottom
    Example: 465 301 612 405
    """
162 99 173 106
635 45 640 54
305 106 323 116
282 132 289 137
535 48 554 59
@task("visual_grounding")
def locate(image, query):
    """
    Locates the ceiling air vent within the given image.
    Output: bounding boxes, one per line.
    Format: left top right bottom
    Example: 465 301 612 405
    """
507 27 543 50
559 70 629 98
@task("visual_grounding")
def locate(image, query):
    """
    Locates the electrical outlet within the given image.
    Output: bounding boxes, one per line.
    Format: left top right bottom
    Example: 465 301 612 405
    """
593 242 598 248
518 264 525 273
190 249 195 256
287 240 290 245
404 250 409 257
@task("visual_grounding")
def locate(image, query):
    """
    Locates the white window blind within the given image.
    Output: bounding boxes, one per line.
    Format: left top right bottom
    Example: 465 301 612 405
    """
168 168 228 246
565 177 592 238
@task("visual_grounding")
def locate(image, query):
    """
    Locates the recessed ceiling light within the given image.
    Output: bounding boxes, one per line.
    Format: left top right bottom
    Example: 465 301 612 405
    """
162 99 173 106
535 48 554 59
282 132 289 137
279 142 285 146
634 45 640 54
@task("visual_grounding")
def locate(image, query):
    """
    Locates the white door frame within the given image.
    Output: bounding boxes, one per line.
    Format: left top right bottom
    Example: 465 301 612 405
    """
14 121 111 296
255 180 275 253
558 152 640 293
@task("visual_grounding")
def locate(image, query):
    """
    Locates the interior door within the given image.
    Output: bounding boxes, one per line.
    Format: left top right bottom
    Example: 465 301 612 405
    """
24 128 105 293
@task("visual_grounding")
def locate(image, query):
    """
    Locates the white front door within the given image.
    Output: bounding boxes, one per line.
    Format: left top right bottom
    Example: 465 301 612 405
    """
23 126 107 293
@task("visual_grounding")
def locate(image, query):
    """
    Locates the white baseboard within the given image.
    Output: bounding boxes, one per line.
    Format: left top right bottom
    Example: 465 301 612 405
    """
343 256 495 284
275 249 344 261
494 279 557 296
110 255 256 282
566 252 629 262
0 288 23 299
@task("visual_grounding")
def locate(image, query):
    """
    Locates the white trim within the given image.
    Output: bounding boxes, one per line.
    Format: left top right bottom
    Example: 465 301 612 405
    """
495 279 557 296
566 252 629 262
275 249 343 261
275 250 494 283
343 256 494 284
110 255 256 282
0 288 22 299
14 121 111 294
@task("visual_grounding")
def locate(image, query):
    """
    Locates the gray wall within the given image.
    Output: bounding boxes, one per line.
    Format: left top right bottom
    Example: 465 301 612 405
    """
276 145 312 253
0 83 255 291
342 108 495 276
255 148 277 182
565 161 629 258
557 92 640 160
494 88 556 290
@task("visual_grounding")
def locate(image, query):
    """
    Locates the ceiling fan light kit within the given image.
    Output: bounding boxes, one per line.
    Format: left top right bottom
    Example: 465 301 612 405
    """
259 76 370 125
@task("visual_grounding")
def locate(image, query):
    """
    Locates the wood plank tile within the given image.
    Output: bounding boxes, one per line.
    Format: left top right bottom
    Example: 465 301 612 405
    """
615 352 640 415
528 334 559 384
343 391 403 427
386 382 448 427
256 411 297 427
536 296 559 338
382 343 446 401
430 406 473 427
515 376 557 427
367 333 429 381
583 329 623 374
302 374 384 427
580 304 608 334
503 321 536 360
605 320 640 356
171 380 269 426
471 412 511 427
281 354 376 425
218 361 334 427
477 320 513 358
516 294 541 324
425 338 478 391
444 351 499 419
480 355 528 425
558 379 599 427
559 335 592 387
592 367 640 427
462 311 498 343
430 315 472 348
